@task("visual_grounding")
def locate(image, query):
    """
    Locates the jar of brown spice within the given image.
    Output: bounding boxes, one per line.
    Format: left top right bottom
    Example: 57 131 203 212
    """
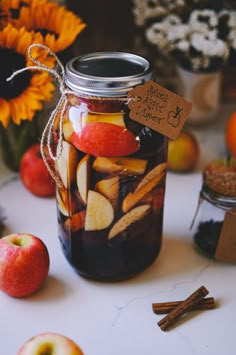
191 157 236 262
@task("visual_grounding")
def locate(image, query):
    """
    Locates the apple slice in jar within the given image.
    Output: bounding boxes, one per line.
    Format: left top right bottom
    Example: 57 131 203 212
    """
135 162 167 191
108 204 151 240
122 163 166 212
64 210 86 232
56 189 79 217
56 140 78 188
85 190 114 231
93 157 147 175
56 189 68 216
71 122 140 157
76 154 90 205
140 187 165 213
85 112 125 127
63 120 74 143
61 108 74 143
67 107 125 132
139 191 153 205
95 176 119 209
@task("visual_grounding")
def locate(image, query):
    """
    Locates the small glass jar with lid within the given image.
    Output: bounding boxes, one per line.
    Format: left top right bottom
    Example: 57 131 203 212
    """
54 52 168 281
192 157 236 261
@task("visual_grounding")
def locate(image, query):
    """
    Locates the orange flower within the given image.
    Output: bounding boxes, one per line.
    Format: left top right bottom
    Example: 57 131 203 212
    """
0 24 55 128
13 1 86 52
0 0 85 128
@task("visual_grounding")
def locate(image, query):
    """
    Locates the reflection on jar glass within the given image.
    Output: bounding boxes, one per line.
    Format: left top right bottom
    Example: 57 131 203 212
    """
53 52 168 281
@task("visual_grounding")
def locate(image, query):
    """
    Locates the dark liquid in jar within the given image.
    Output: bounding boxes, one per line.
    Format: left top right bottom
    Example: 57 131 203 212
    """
56 97 167 281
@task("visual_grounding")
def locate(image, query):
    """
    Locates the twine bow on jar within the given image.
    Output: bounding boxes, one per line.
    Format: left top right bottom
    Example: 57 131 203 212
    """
6 44 70 187
7 44 134 188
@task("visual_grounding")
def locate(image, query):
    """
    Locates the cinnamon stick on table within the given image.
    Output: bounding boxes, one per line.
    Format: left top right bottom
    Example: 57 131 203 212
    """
157 285 209 331
153 297 215 314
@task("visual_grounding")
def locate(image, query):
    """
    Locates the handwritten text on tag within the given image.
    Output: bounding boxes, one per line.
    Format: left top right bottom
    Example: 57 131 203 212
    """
128 80 192 140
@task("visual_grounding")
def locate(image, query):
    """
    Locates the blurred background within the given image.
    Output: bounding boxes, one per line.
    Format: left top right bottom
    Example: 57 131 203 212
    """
65 0 236 101
65 0 136 53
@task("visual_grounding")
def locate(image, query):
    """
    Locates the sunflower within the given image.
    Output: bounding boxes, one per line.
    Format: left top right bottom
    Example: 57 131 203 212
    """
0 24 55 128
13 1 86 53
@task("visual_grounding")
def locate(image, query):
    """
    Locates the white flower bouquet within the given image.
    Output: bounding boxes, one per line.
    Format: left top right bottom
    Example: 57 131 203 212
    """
132 1 236 72
145 9 236 72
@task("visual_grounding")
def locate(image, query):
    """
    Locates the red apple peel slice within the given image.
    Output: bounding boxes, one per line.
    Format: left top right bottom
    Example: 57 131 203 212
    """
85 190 114 231
108 204 151 240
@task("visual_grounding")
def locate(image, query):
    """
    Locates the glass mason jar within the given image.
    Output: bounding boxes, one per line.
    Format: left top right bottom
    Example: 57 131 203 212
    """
55 52 168 281
192 158 236 260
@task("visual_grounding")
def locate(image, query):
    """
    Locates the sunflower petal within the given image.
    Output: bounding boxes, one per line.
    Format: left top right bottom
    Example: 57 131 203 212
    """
0 99 11 128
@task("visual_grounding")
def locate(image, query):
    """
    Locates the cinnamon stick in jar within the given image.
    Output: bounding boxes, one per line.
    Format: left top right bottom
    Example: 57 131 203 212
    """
157 285 209 331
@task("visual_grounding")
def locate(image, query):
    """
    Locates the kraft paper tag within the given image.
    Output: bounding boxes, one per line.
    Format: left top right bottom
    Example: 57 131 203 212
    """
215 210 236 263
128 80 192 140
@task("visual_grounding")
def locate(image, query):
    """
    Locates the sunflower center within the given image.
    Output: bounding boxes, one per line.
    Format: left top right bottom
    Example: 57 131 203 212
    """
0 47 32 99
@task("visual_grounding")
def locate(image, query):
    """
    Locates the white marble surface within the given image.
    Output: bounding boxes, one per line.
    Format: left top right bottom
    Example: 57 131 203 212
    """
0 109 236 354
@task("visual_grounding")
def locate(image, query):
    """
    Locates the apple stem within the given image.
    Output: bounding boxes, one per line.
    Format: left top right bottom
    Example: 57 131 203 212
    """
12 239 24 247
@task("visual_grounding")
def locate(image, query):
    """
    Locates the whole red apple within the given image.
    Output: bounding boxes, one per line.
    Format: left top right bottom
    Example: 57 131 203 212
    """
20 144 55 197
17 332 84 355
0 233 50 297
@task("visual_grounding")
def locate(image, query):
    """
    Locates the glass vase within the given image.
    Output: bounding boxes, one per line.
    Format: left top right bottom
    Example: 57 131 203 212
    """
0 118 42 172
177 66 222 126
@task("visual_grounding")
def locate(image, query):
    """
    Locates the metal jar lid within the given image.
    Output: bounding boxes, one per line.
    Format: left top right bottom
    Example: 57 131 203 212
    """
65 52 153 97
